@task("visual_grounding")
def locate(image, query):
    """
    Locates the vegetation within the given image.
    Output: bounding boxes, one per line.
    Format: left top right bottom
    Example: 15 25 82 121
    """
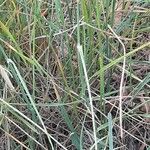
0 0 150 149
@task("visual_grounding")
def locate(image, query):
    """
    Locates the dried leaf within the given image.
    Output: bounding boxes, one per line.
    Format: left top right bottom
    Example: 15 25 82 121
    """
0 65 15 91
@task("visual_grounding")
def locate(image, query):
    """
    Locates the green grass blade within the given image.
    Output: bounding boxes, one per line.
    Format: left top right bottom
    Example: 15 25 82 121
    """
91 41 150 79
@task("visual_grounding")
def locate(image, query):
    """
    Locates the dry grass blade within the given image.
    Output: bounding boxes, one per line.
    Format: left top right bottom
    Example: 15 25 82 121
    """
108 25 126 139
0 65 15 91
0 128 30 150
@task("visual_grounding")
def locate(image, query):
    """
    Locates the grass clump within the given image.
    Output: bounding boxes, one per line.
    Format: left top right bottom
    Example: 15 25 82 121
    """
0 0 150 149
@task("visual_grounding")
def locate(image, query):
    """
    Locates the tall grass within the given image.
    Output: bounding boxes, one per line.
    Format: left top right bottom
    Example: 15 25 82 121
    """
0 0 150 149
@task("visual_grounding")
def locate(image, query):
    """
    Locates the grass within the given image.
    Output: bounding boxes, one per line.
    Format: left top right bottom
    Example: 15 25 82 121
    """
0 0 150 149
